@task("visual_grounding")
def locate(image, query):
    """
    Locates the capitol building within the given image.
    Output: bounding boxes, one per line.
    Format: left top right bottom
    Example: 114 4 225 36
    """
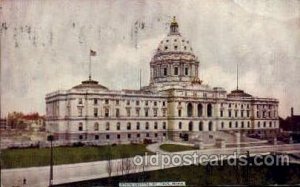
46 18 279 145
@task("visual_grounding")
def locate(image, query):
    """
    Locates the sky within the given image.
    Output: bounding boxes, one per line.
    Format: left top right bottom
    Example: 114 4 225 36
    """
1 0 300 117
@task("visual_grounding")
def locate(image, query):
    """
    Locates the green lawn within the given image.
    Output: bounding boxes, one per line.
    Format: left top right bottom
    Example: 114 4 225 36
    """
2 144 150 169
159 144 197 152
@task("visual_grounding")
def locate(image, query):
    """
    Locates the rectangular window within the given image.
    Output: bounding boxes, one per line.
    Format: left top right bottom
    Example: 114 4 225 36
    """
174 67 178 75
163 122 166 129
105 108 109 117
116 100 120 105
228 110 232 117
127 100 130 105
128 134 131 139
127 108 131 117
153 109 158 117
105 99 109 104
136 109 140 117
136 100 140 106
78 98 83 104
163 68 167 76
106 123 110 131
94 99 98 105
154 123 158 129
117 123 121 130
145 101 148 106
220 110 223 117
154 101 157 106
116 109 120 117
117 134 121 139
136 123 140 130
94 108 98 117
78 108 83 117
145 109 149 117
185 67 188 75
146 123 149 130
127 123 131 130
78 123 83 131
178 110 182 117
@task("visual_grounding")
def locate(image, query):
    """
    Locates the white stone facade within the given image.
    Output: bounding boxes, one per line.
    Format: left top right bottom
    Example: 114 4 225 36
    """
46 18 279 145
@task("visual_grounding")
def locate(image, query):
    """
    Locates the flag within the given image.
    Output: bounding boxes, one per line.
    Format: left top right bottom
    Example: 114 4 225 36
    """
90 49 96 56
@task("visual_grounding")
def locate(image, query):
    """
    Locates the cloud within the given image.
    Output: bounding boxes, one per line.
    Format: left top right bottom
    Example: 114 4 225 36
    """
1 0 300 117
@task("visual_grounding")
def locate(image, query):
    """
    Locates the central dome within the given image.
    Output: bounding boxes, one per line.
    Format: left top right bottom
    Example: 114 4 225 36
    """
149 17 200 85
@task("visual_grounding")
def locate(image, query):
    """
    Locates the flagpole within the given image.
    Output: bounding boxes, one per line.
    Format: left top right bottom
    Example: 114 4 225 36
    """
89 51 91 80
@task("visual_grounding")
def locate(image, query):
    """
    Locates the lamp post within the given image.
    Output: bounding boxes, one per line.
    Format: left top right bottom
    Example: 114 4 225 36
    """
47 135 54 187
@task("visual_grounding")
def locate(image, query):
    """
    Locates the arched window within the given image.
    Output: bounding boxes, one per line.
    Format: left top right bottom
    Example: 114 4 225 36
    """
199 121 203 131
187 103 193 117
188 121 193 131
229 122 232 128
208 121 213 131
94 122 99 131
197 104 203 117
207 104 212 117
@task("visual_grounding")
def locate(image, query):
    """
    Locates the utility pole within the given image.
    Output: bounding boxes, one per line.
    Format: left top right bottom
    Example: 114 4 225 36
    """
47 135 54 187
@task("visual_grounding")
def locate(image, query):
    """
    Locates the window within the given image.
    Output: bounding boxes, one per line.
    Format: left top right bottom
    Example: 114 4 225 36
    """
174 67 178 75
248 121 250 128
117 122 121 130
103 108 109 117
247 110 250 118
137 134 140 138
116 109 120 117
269 121 272 127
94 122 99 131
116 100 119 105
154 101 157 106
154 122 158 129
145 101 148 106
94 98 98 105
95 135 99 140
178 109 182 117
163 122 166 129
127 122 131 130
145 109 149 117
78 98 83 104
146 133 150 137
128 134 131 139
163 68 167 76
145 122 149 130
105 99 109 104
78 122 83 131
185 67 189 75
229 122 232 128
155 133 158 137
221 122 224 129
164 46 168 50
235 111 238 117
208 121 213 131
228 110 232 117
235 121 238 128
241 110 244 117
174 46 178 50
163 101 166 106
153 109 158 117
163 109 166 117
136 108 140 117
187 103 193 117
79 135 83 140
199 122 203 131
106 122 110 131
136 122 140 130
106 134 110 139
78 108 83 117
220 110 223 117
258 122 261 128
117 134 121 139
241 121 244 128
207 104 212 117
263 122 266 128
94 108 98 117
197 104 203 117
179 122 182 129
127 100 130 105
127 108 131 117
136 100 140 106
